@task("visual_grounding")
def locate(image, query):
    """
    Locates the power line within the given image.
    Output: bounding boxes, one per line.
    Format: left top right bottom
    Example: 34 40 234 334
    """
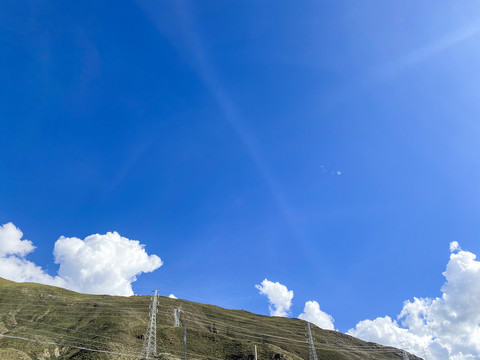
8 325 122 348
3 323 226 360
4 314 121 341
178 311 306 341
2 314 408 359
1 306 407 354
162 309 408 353
0 333 143 358
5 327 132 354
186 314 408 352
184 321 409 354
0 296 413 357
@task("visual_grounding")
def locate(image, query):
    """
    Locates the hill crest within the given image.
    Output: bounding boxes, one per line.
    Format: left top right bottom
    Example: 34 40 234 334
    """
0 278 421 360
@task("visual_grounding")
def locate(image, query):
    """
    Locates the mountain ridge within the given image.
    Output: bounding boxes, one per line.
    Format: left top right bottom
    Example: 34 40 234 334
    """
0 277 421 360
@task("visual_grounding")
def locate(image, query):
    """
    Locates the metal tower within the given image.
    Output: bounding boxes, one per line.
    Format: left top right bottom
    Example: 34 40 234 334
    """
174 305 182 327
422 347 428 360
306 322 318 360
183 324 187 360
400 341 410 360
142 290 159 359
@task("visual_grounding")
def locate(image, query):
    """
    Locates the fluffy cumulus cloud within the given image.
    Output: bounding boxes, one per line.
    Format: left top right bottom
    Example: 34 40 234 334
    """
255 279 294 317
0 222 162 296
0 223 66 287
348 243 480 360
168 294 177 299
0 222 35 257
298 300 335 330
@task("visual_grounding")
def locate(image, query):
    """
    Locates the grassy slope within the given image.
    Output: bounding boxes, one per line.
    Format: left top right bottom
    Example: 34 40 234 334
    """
0 278 420 360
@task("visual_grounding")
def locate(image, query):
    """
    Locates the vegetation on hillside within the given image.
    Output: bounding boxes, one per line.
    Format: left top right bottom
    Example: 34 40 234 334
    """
0 278 420 360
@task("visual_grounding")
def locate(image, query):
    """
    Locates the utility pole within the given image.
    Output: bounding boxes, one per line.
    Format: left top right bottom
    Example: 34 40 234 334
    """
142 290 158 359
400 341 409 360
306 323 318 360
183 324 187 360
174 305 182 327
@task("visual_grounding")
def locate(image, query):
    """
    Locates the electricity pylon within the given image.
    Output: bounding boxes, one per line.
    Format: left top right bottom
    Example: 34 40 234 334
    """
422 347 428 360
306 322 318 360
183 324 187 360
174 305 182 327
400 341 409 360
142 290 159 359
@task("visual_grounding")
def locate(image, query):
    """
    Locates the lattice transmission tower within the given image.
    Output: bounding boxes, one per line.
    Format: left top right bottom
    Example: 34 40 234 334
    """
142 289 159 359
174 305 182 327
306 322 318 360
400 341 410 360
183 324 187 360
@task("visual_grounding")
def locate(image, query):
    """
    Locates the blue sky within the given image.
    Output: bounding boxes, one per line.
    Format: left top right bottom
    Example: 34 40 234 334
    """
2 0 480 337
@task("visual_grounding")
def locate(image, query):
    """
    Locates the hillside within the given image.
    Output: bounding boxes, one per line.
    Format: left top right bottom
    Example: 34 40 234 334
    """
0 278 420 360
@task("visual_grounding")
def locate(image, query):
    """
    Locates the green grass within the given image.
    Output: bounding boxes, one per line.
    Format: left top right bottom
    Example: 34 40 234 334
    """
0 278 420 360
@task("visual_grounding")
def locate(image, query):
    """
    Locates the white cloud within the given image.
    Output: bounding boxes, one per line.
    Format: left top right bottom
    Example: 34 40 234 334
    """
450 240 460 252
0 222 35 257
0 223 66 287
0 222 162 296
0 254 67 288
348 242 480 360
298 300 334 330
255 279 293 317
168 293 177 299
54 232 163 296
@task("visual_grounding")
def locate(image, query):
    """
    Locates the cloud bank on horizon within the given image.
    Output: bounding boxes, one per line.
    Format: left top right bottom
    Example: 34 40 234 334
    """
0 222 162 296
257 242 480 360
348 241 480 360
